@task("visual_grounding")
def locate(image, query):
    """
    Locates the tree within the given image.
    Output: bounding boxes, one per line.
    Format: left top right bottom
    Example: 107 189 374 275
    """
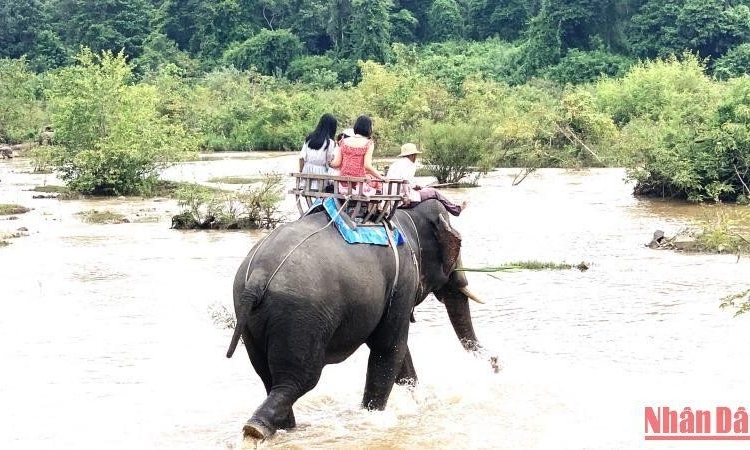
341 0 394 62
419 121 492 184
131 32 198 76
222 28 303 74
0 0 44 59
426 0 465 42
0 58 43 143
390 8 419 43
48 0 154 60
289 0 336 53
46 48 195 195
714 43 750 80
466 0 529 41
629 0 750 60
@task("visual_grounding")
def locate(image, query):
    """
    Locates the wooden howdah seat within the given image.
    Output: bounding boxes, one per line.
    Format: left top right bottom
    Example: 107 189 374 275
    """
289 173 407 229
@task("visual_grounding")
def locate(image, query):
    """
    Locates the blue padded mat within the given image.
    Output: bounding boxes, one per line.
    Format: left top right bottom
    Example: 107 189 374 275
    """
318 197 404 246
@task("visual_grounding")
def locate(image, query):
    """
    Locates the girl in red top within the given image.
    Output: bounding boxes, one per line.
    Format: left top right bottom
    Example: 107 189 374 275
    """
330 115 383 195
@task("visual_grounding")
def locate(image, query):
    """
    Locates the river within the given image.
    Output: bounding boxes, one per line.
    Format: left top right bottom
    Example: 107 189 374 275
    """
1 153 750 450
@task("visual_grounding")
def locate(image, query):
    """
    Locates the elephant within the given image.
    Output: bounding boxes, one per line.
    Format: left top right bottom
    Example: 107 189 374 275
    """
225 199 489 440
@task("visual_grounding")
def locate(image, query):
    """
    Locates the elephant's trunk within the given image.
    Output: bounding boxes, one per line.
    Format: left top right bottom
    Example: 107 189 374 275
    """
435 285 480 352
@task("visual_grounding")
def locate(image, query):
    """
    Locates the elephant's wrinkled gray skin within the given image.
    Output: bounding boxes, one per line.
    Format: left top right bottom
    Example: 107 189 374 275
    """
226 199 486 440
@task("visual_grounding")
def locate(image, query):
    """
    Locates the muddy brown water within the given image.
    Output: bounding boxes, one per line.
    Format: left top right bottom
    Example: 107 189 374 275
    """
2 154 750 450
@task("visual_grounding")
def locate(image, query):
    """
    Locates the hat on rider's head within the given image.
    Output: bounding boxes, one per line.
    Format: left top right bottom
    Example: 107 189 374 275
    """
398 143 422 157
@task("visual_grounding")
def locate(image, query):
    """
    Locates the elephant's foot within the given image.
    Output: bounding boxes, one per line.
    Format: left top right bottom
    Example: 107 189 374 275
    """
243 421 274 440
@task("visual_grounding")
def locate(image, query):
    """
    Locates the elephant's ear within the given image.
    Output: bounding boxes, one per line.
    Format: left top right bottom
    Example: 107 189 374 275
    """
436 213 462 276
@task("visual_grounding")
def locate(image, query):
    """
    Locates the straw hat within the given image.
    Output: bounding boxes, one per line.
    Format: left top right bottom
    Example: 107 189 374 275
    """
398 143 422 157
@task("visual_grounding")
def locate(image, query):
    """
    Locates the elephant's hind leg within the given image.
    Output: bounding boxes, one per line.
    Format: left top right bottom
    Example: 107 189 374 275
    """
395 347 418 387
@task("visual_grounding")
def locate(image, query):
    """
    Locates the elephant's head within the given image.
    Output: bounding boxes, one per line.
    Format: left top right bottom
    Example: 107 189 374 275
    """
401 200 487 354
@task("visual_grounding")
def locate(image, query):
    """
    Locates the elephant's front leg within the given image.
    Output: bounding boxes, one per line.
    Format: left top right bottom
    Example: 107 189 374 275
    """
362 319 410 410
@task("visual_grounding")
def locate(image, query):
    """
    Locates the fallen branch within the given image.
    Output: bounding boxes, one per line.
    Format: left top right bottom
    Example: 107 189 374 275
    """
555 122 604 165
734 164 750 196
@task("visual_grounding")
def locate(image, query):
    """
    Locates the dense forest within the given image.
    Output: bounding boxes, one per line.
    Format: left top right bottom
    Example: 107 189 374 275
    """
5 0 750 82
4 1 750 203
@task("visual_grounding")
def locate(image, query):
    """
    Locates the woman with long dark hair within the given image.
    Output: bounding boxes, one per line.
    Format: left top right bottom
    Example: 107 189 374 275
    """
330 115 383 194
299 113 338 190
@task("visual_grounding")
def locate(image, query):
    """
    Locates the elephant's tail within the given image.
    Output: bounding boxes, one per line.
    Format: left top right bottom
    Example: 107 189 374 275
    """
226 318 244 358
226 288 262 358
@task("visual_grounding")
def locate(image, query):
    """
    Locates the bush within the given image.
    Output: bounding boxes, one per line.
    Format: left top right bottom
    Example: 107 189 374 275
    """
287 59 339 89
418 121 493 184
172 173 285 229
46 48 196 195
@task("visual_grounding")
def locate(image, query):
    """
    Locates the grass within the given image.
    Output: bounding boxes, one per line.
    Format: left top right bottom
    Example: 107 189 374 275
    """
0 204 30 215
207 176 264 184
75 210 129 224
32 185 70 193
457 260 589 272
151 180 227 198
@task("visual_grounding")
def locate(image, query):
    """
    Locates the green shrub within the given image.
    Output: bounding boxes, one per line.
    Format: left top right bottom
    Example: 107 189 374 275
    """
418 121 493 184
46 48 196 195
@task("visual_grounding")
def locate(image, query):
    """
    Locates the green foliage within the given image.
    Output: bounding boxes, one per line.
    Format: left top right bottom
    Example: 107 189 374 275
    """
193 66 334 151
0 0 44 60
399 39 519 93
222 29 303 75
426 0 464 42
714 44 750 80
132 33 199 77
466 0 528 41
629 0 750 60
595 54 750 201
342 0 394 63
594 54 713 126
0 58 44 142
27 145 56 173
46 48 196 195
418 121 493 184
286 55 343 88
545 49 635 85
49 0 154 61
349 61 453 153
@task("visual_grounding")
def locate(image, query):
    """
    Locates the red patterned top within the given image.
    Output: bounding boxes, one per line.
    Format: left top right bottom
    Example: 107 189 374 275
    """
339 138 372 178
